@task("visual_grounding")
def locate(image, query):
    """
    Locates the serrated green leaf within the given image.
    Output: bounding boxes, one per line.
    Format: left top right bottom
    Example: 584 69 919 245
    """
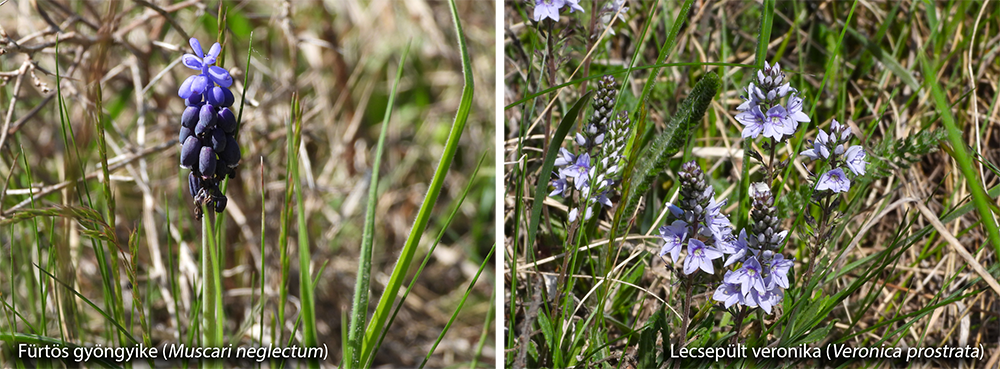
637 309 667 369
615 73 720 235
536 311 556 356
795 324 835 346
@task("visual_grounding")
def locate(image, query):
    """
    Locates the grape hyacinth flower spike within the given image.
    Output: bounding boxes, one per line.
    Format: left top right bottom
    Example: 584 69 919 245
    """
178 37 242 219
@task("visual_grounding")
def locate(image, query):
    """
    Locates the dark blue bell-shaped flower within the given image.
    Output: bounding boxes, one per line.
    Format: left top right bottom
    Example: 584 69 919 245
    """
220 136 241 167
217 107 237 134
206 86 227 106
184 93 202 107
210 129 227 152
181 106 200 128
198 104 217 131
188 172 201 197
179 126 192 145
180 136 201 169
199 146 217 177
213 196 227 212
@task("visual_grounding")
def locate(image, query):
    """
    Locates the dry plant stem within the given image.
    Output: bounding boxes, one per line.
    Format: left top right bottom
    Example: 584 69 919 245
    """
129 0 191 42
554 206 585 325
801 195 831 297
679 275 694 347
544 20 555 148
578 1 598 97
731 306 747 345
0 61 29 154
2 139 177 215
767 138 778 184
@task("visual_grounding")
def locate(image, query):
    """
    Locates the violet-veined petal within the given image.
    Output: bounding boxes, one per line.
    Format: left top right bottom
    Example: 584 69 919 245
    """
182 54 204 70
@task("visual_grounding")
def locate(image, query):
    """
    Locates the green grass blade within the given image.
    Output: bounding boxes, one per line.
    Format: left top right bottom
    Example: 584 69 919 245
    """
32 264 138 345
289 91 319 368
345 41 411 369
0 332 123 369
368 151 489 368
202 208 224 354
277 95 298 346
524 90 594 251
503 62 749 110
756 0 774 67
634 0 693 109
360 0 474 363
418 244 495 369
618 0 692 162
918 53 1000 252
470 285 495 369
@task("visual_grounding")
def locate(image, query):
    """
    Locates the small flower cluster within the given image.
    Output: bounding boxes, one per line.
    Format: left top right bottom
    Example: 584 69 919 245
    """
712 183 793 314
657 161 731 275
532 0 584 23
596 0 628 36
735 62 809 141
550 75 629 222
177 38 242 218
800 119 867 193
654 162 794 314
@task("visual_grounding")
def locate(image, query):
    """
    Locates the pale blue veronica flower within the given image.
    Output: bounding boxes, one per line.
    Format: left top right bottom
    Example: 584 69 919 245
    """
683 238 723 275
658 220 687 263
844 145 867 176
816 168 850 193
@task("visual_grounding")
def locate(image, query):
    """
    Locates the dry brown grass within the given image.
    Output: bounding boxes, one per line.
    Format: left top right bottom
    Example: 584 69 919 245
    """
1 0 495 367
504 1 999 367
